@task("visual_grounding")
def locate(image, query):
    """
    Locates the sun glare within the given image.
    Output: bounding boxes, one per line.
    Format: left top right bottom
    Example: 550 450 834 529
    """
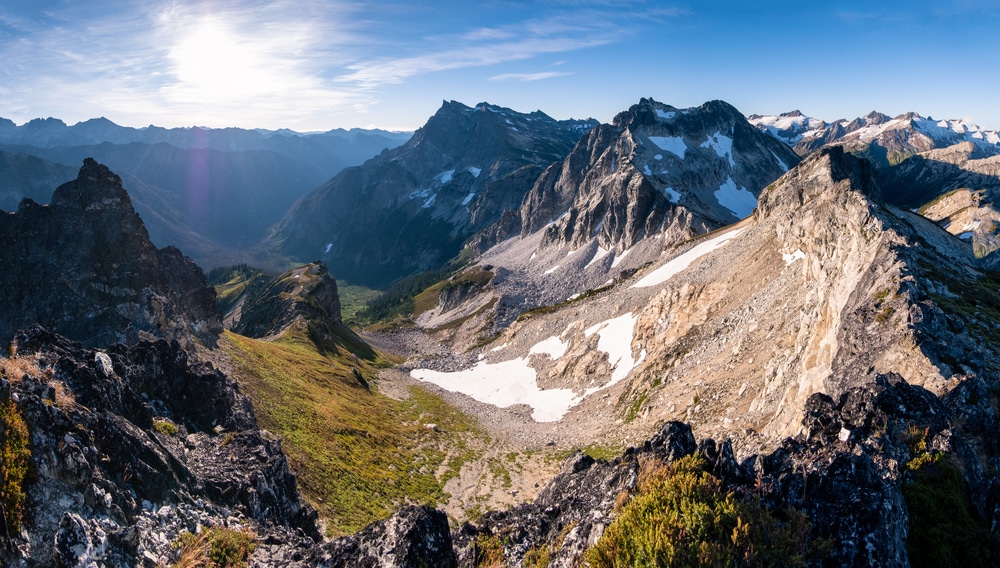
169 21 271 98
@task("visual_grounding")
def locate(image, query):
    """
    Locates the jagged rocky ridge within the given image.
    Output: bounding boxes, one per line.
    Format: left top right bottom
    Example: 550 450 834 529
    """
0 158 221 348
474 98 798 255
749 109 1000 163
751 110 1000 269
268 100 597 287
256 371 998 567
0 326 320 567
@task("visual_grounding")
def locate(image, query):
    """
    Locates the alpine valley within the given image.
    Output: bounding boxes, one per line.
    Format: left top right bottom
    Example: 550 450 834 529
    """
2 96 1000 568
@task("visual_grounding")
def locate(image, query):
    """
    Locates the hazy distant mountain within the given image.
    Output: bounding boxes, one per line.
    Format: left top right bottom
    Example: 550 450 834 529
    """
0 116 412 268
0 116 411 174
267 100 597 287
0 150 78 210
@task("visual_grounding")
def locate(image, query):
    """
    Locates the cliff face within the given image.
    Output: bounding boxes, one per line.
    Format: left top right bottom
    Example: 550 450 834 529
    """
0 158 221 348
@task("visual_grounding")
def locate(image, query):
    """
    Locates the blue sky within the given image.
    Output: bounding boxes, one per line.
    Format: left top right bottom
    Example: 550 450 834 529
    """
1 0 998 131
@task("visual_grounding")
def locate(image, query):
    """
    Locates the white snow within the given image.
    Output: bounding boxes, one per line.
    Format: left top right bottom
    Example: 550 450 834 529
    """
467 166 482 178
544 265 561 275
421 194 437 208
782 249 805 265
663 186 681 203
959 232 974 240
656 109 677 120
770 150 789 172
643 164 653 176
434 169 455 184
701 131 735 167
409 188 432 199
461 192 476 206
324 243 332 253
529 336 569 359
648 136 687 158
585 313 643 383
585 246 611 268
714 177 757 218
611 248 630 268
411 359 579 422
654 154 663 160
633 227 746 288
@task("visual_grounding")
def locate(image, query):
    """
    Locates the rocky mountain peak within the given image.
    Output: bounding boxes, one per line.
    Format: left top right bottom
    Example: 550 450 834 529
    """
756 145 881 219
499 97 798 256
50 157 136 214
269 100 596 287
0 159 221 347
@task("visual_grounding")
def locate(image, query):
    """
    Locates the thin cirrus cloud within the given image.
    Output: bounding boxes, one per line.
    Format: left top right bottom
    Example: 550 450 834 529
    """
489 71 574 82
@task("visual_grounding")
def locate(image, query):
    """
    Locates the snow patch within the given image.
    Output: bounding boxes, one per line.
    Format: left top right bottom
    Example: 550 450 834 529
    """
467 166 482 178
701 131 735 167
411 359 578 422
782 249 805 265
324 243 332 253
461 192 476 206
958 232 974 240
648 136 687 158
656 109 677 120
610 249 630 268
434 169 455 184
643 164 653 176
770 150 789 172
529 336 568 360
654 154 663 160
584 313 642 383
663 186 681 204
633 228 746 288
421 193 437 208
544 265 561 275
585 246 610 269
714 177 756 218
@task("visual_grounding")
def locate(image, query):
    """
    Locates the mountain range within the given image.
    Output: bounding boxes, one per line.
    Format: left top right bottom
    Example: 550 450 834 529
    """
2 96 1000 567
0 117 411 269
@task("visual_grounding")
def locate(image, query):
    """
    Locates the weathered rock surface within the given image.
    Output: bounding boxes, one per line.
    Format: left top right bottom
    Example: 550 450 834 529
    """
0 158 222 348
0 325 317 567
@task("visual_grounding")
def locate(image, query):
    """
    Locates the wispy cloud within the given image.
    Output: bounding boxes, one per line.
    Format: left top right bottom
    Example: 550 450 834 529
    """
489 71 573 81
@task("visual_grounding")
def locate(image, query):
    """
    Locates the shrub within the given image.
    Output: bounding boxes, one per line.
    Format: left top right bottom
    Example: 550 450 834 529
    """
474 533 507 568
585 454 822 567
903 452 994 568
0 399 31 536
153 419 179 436
173 526 257 568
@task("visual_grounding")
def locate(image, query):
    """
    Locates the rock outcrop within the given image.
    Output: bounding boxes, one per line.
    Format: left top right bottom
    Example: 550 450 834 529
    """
234 262 342 338
0 325 318 567
0 158 222 348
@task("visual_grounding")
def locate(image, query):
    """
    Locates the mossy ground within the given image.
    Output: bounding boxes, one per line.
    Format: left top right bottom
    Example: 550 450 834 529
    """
220 327 480 535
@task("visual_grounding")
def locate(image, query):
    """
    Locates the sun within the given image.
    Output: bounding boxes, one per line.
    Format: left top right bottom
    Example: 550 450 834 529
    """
168 20 270 98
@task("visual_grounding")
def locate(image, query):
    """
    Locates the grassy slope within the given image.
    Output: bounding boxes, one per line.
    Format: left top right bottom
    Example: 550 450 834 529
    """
220 325 479 535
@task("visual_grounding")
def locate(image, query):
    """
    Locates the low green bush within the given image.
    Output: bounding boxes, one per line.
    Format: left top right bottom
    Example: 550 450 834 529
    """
585 454 823 567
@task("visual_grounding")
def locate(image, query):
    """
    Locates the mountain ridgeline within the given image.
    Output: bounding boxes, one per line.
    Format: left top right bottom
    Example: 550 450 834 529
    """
0 116 411 270
3 96 1000 567
268 100 598 287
